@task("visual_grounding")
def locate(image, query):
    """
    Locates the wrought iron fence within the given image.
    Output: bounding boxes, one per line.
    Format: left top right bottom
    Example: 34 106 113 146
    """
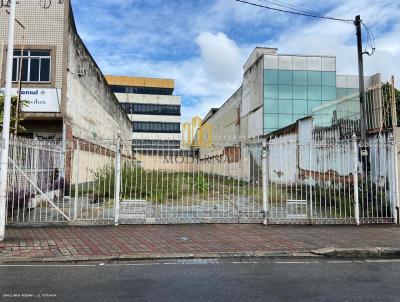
264 135 395 224
4 136 397 225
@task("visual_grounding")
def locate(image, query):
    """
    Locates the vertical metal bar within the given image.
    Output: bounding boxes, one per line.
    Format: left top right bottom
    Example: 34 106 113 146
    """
262 140 269 225
73 140 80 221
114 134 121 226
390 134 398 224
352 134 360 225
392 130 399 224
309 143 313 221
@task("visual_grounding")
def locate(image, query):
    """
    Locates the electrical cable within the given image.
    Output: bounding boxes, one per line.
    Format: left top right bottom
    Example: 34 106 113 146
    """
235 0 353 23
235 0 376 56
361 21 376 56
257 0 322 17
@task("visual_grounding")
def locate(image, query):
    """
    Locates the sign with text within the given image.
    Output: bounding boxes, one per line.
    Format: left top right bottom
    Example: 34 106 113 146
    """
0 88 61 113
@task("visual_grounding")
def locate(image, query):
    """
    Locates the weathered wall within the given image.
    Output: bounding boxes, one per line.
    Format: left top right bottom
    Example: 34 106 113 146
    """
201 87 241 143
134 149 252 180
71 148 113 184
115 93 180 105
65 8 132 141
241 51 264 138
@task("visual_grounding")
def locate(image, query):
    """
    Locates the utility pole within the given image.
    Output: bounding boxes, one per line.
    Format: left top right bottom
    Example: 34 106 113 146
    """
0 0 17 242
5 9 26 135
354 15 367 142
14 16 25 135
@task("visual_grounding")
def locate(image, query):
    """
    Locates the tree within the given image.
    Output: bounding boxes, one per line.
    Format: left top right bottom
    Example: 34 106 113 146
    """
0 95 27 134
395 86 400 126
381 82 400 127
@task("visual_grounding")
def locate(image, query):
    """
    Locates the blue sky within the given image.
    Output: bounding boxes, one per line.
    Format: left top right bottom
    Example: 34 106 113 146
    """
71 0 400 122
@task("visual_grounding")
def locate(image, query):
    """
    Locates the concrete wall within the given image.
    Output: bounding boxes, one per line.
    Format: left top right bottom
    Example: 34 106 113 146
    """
337 75 374 90
71 148 114 184
241 50 265 138
65 8 132 141
132 132 181 141
115 93 181 105
202 87 241 142
201 48 273 143
134 153 194 172
134 149 252 180
131 115 180 123
267 117 394 187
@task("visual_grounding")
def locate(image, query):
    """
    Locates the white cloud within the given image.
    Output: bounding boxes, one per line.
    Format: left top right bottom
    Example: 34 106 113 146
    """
195 32 245 84
73 0 400 127
99 31 249 123
269 0 400 83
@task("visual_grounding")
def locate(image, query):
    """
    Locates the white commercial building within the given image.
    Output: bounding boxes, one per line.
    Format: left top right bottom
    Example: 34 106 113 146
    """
106 75 181 148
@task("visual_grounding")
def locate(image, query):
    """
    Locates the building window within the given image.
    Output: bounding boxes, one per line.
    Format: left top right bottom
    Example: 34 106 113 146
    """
133 139 180 149
12 50 51 83
111 85 173 95
121 103 180 116
132 122 180 133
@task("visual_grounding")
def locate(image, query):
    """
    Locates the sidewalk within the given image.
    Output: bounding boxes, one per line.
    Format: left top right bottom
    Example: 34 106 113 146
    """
1 224 400 262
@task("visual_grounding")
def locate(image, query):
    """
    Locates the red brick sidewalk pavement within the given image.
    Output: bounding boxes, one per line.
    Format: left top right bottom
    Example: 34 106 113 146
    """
1 224 400 261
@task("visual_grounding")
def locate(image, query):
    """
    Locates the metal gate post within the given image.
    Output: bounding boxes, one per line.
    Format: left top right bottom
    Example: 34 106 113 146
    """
389 133 398 224
309 143 313 222
262 140 269 225
114 133 121 226
73 140 80 221
352 134 360 225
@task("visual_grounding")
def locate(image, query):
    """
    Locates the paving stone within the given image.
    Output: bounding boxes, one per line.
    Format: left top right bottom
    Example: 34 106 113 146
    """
1 225 400 261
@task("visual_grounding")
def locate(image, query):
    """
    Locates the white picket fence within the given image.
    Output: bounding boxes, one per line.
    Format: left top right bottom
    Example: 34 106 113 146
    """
4 135 397 225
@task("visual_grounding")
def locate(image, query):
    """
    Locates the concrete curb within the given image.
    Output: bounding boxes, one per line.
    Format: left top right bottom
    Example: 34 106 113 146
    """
0 251 317 264
310 247 400 258
2 247 400 263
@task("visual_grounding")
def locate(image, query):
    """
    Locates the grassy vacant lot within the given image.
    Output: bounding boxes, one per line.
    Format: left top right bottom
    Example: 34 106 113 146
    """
71 164 391 218
72 165 263 204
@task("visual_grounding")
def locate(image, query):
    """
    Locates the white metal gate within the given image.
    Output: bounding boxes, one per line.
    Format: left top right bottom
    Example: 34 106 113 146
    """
117 139 263 224
263 136 396 224
5 136 397 225
6 139 70 224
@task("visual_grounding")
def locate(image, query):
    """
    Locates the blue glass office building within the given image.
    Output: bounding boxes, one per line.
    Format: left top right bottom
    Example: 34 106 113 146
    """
201 48 369 140
263 55 338 134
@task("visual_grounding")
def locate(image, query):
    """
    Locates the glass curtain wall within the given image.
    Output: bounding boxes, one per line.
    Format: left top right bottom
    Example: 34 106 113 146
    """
263 55 337 134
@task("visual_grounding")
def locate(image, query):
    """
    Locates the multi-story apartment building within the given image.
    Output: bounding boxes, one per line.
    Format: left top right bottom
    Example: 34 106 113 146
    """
0 1 132 141
105 75 182 148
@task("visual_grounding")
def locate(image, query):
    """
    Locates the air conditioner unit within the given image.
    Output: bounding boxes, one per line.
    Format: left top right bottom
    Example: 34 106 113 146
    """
77 67 86 77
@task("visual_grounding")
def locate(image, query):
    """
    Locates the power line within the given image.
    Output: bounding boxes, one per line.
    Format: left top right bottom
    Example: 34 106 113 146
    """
235 0 353 23
237 0 376 55
361 21 376 56
257 0 322 17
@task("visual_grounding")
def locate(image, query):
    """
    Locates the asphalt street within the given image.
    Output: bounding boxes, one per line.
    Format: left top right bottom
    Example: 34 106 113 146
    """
1 258 400 302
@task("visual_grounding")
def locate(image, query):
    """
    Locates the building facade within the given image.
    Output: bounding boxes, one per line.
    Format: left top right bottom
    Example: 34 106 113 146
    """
0 0 132 141
106 75 181 148
203 47 379 139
